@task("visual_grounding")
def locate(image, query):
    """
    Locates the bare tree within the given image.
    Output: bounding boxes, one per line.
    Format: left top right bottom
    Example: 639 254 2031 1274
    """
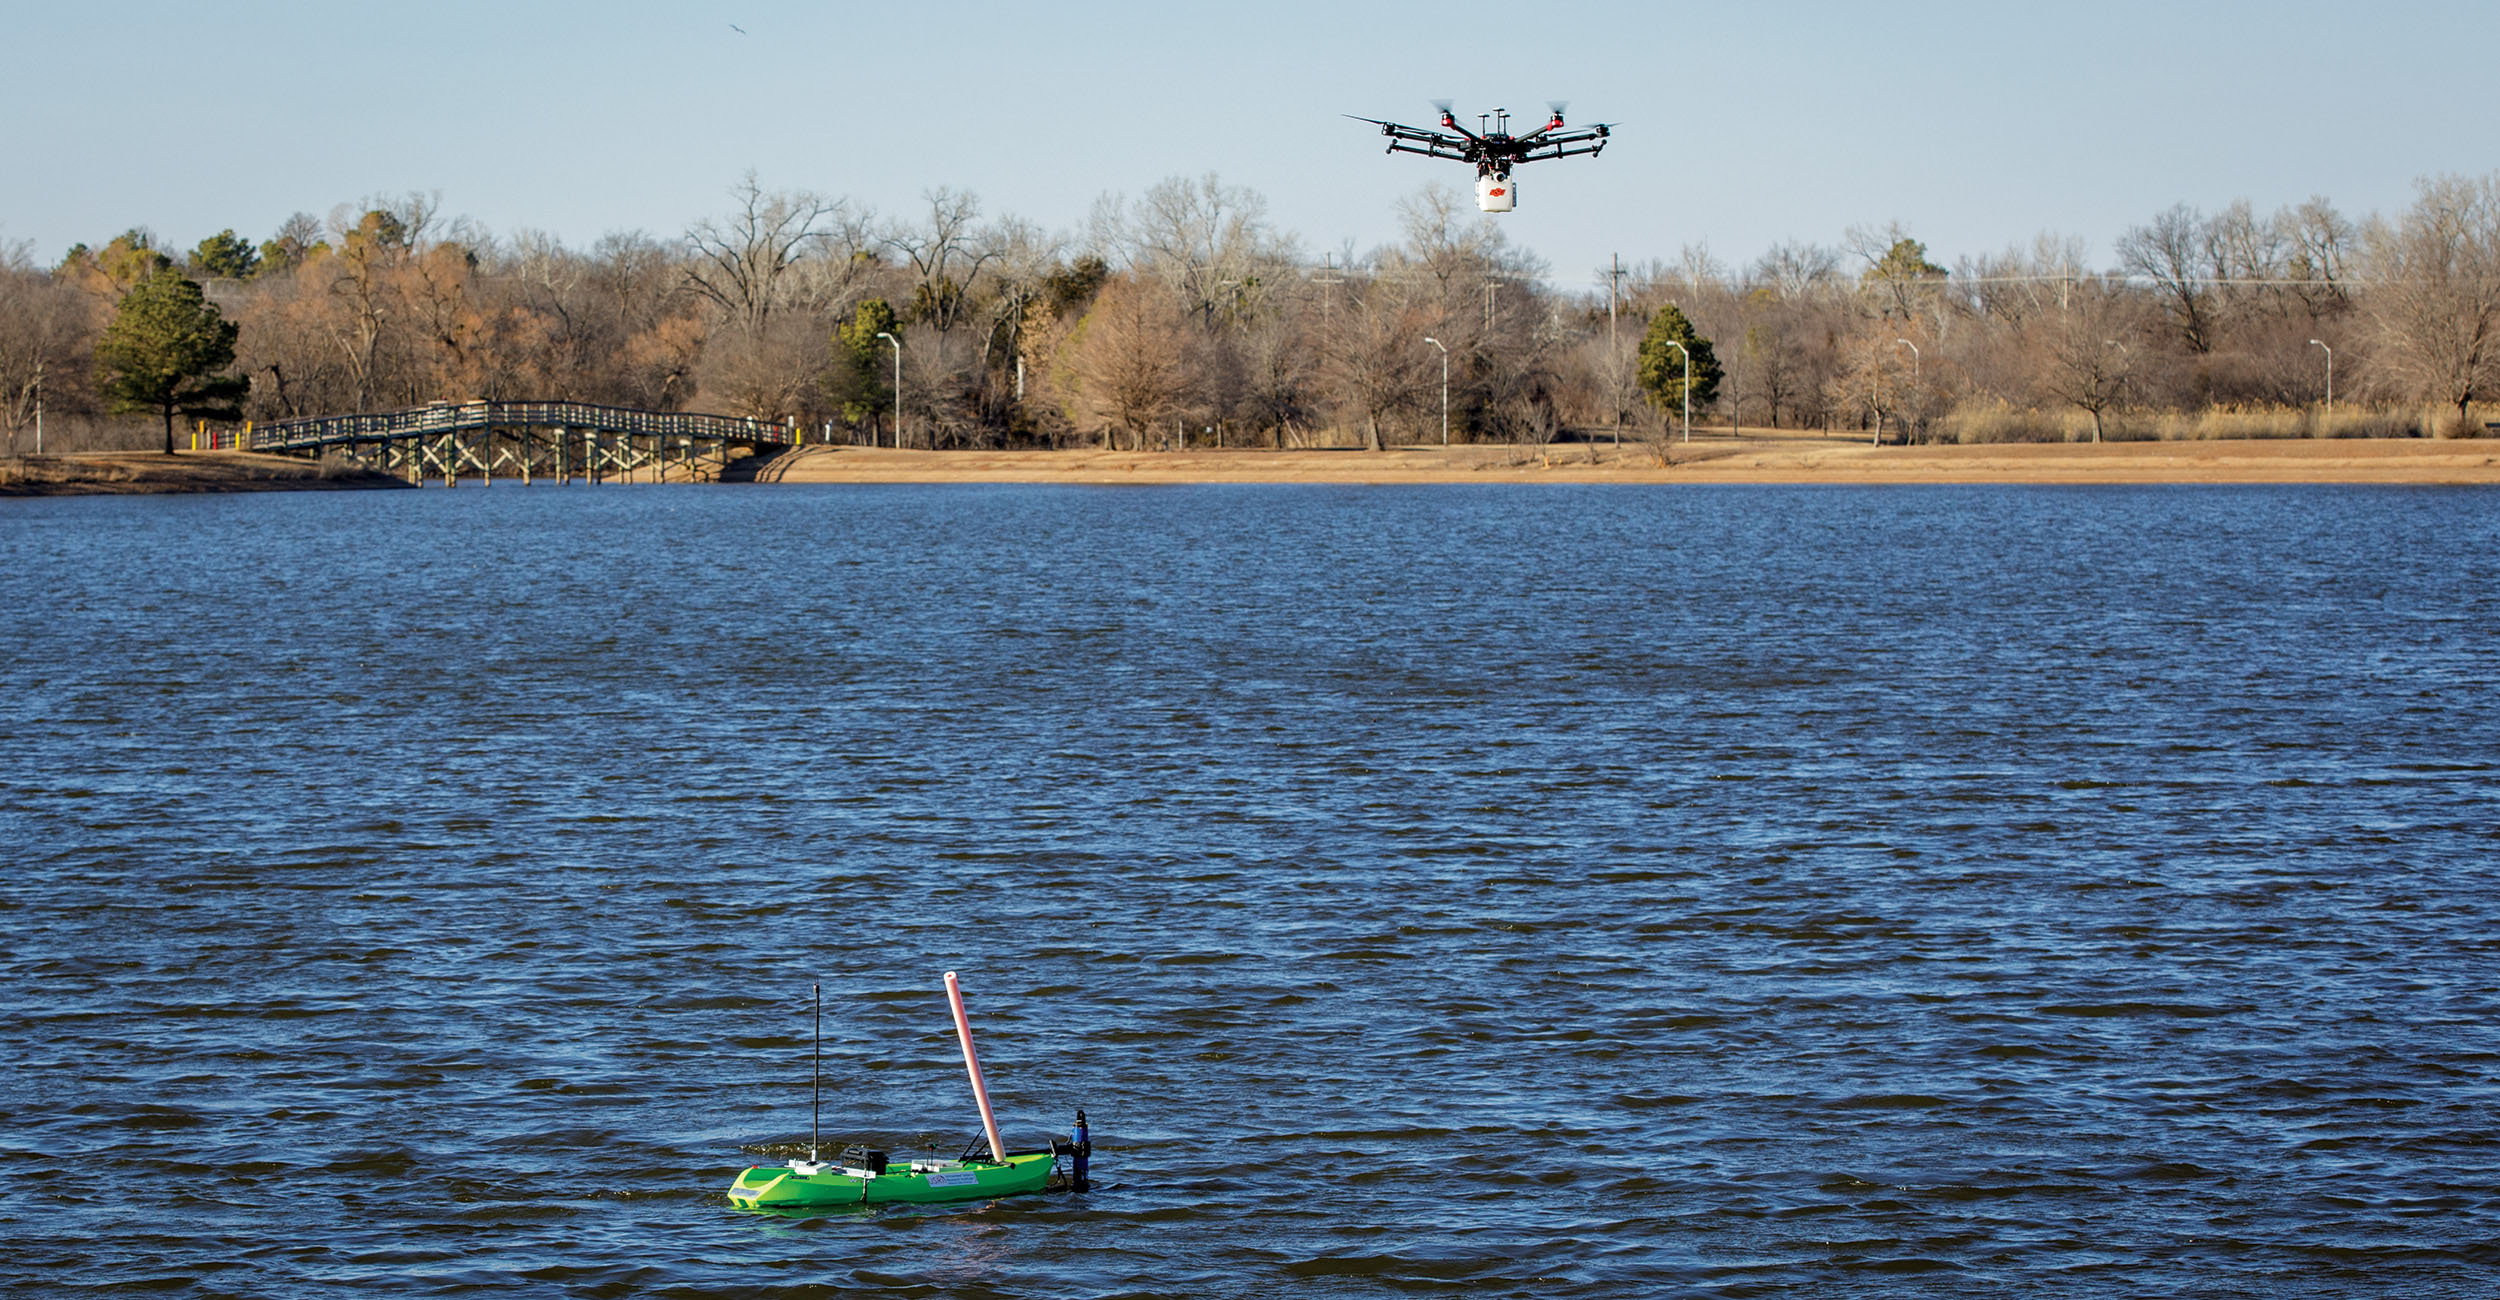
697 315 826 423
324 204 418 408
1749 240 1843 300
2027 278 2144 443
1319 277 1431 452
2363 174 2500 429
976 216 1066 418
882 187 997 335
2281 196 2357 319
0 254 92 452
1956 234 2090 408
1827 323 1917 442
1585 330 1641 437
1394 186 1513 290
1847 222 1949 326
1060 273 1190 449
1100 174 1282 326
2118 204 2220 355
39 170 2500 451
904 328 992 448
1238 282 1319 447
685 173 846 332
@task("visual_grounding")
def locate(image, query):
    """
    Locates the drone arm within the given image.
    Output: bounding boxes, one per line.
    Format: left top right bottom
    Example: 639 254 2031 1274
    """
1377 123 1469 149
1387 140 1473 163
1530 125 1610 149
1513 139 1608 165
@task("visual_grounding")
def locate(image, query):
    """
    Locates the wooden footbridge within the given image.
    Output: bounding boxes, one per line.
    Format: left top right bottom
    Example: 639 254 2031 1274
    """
225 400 805 484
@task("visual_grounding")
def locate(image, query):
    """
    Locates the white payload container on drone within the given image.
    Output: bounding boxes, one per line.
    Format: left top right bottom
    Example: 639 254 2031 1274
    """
1474 175 1517 213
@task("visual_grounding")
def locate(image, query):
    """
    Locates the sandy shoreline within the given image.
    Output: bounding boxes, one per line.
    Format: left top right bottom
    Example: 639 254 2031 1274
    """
6 437 2496 496
757 435 2500 486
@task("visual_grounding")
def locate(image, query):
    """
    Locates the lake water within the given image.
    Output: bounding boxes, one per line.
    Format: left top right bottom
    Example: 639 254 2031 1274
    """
3 483 2496 1296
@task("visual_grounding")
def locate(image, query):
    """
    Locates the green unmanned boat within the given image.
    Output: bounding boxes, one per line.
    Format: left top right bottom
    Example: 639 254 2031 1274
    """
727 973 1082 1213
727 1148 1057 1209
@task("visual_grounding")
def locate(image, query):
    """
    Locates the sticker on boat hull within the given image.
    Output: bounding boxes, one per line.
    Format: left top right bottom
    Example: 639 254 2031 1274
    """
924 1171 978 1187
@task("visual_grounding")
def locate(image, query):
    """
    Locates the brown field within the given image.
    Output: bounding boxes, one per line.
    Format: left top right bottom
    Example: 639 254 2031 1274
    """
757 434 2500 486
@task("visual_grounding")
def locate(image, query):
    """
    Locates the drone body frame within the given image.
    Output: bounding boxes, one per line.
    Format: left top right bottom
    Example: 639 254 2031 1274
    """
1348 103 1613 212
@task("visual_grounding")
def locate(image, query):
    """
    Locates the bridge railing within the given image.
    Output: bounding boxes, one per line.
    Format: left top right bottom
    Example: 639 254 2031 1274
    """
244 401 800 451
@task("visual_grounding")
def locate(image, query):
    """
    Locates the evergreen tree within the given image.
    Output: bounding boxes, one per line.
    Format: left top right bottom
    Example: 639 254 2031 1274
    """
1636 303 1722 420
1861 236 1949 320
95 268 249 454
831 299 900 434
1866 237 1948 283
191 229 260 280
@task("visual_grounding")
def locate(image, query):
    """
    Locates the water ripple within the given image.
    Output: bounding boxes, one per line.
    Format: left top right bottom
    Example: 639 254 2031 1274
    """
2 484 2496 1296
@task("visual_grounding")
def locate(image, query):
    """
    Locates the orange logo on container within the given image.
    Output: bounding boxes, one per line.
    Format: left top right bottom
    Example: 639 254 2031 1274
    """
1490 187 1506 196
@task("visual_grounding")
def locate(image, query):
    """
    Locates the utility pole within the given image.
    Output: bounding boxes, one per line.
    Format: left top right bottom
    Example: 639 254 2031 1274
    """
1314 252 1342 327
1608 253 1624 352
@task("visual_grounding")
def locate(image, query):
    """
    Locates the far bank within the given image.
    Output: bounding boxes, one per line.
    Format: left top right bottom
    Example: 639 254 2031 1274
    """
0 451 414 497
9 437 2498 497
750 435 2500 486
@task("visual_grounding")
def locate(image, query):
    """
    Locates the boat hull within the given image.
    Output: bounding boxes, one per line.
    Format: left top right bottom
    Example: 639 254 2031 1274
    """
728 1149 1056 1209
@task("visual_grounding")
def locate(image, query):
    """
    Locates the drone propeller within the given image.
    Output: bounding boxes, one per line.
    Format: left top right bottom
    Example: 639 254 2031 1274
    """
1547 100 1569 117
1430 98 1454 113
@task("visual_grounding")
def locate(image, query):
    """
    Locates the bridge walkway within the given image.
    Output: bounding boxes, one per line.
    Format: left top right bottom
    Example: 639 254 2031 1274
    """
214 400 813 485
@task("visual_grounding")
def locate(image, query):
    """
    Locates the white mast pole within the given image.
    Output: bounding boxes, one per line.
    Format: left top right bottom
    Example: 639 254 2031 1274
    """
943 971 1006 1163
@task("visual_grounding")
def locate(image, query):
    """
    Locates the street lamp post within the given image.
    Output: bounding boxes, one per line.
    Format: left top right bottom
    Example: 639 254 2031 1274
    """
1661 340 1691 442
875 332 901 449
1423 336 1448 446
2310 339 2333 426
1893 338 1920 445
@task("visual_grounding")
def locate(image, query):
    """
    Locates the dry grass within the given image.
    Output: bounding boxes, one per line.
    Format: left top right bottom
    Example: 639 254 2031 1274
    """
1938 402 2091 444
1935 401 2481 444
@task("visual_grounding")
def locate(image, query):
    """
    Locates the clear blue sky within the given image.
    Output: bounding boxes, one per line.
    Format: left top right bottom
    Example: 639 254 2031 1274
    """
4 0 2491 291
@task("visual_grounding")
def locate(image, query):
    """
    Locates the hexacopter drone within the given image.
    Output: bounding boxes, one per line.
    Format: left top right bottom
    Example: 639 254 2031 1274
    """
1347 101 1613 212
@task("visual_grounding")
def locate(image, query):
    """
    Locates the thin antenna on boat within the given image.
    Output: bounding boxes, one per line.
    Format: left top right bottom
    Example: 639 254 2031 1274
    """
811 983 821 1164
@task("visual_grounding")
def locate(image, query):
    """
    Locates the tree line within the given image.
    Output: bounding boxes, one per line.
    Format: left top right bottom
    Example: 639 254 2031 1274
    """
8 170 2500 456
